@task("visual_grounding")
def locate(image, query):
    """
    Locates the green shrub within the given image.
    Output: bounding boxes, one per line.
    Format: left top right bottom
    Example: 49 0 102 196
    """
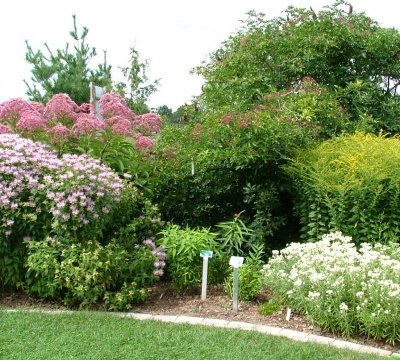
287 133 400 244
262 232 400 344
152 101 319 248
25 237 165 310
158 225 227 292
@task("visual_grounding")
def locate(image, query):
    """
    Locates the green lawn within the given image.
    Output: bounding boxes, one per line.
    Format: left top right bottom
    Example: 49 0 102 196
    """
0 310 384 360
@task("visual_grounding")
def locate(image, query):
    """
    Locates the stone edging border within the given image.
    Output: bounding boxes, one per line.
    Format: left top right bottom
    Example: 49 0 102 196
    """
2 309 400 358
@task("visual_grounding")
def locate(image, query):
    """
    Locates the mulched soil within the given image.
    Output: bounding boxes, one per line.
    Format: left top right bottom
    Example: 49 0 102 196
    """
1 282 399 353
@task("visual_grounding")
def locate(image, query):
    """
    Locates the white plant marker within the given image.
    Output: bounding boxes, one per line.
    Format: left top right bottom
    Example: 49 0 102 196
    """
200 250 213 300
229 256 244 314
286 308 292 321
191 160 195 175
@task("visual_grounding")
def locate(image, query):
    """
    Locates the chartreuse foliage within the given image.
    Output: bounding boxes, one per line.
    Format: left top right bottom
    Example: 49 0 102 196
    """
195 1 400 133
287 133 400 244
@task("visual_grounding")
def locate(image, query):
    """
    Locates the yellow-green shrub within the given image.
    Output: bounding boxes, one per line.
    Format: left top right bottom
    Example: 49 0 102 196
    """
287 133 400 243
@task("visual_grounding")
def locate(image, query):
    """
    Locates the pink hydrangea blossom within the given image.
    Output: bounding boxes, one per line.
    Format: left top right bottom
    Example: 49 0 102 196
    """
132 113 162 134
98 93 133 120
44 93 80 123
72 114 104 136
135 133 154 151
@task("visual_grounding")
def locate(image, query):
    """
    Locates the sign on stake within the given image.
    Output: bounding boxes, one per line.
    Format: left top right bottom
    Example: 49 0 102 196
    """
229 256 244 314
200 250 213 300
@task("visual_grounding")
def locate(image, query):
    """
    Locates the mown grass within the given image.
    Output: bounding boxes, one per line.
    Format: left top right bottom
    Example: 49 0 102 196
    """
0 310 384 360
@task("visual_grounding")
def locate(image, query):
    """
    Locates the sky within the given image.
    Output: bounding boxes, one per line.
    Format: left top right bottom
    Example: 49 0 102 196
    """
1 0 399 111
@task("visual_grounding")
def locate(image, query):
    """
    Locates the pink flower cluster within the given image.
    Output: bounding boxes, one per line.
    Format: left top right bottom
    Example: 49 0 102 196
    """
0 92 162 153
44 93 80 123
0 98 45 134
132 113 162 134
72 114 104 136
16 112 46 133
30 102 45 115
142 238 166 277
98 93 133 120
135 133 154 151
0 134 124 238
47 125 71 142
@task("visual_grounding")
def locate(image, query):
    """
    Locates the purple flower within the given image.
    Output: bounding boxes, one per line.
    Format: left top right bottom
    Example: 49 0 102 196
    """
153 269 164 277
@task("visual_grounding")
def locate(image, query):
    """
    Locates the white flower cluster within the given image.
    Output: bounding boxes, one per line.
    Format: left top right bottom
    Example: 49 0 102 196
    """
262 231 400 344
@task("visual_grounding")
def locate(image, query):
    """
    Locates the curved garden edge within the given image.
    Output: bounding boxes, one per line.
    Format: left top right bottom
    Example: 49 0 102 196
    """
0 307 398 358
1 283 400 358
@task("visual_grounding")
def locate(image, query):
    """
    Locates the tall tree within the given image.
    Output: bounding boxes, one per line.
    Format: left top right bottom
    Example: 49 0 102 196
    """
24 15 112 104
194 0 400 132
114 47 159 114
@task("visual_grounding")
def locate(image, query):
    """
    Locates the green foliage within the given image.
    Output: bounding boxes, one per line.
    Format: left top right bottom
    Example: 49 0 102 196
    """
259 299 281 316
158 225 227 292
287 133 400 244
24 15 112 104
151 101 319 247
24 238 156 310
104 281 148 311
215 212 256 256
194 1 400 133
224 244 264 301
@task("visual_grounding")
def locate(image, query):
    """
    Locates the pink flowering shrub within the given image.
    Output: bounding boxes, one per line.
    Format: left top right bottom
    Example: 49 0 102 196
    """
79 102 91 113
72 113 104 136
16 111 46 134
47 124 72 144
135 133 154 151
44 93 80 125
98 92 133 120
0 133 123 238
30 101 45 115
0 133 125 286
0 93 162 179
132 113 162 134
110 118 132 136
0 98 42 130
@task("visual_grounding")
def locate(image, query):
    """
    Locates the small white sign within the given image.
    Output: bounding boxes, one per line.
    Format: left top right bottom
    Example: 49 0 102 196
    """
229 256 244 268
200 250 213 258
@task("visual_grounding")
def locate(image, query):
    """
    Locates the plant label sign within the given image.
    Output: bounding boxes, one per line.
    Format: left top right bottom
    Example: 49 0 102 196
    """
229 256 244 268
200 250 213 258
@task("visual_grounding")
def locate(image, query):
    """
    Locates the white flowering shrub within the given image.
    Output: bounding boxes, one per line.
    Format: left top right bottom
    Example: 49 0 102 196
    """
262 232 400 344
